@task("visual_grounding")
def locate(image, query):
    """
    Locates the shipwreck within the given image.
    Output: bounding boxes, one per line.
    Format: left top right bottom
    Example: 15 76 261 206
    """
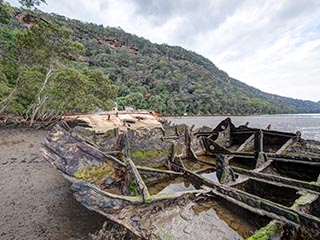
41 111 320 239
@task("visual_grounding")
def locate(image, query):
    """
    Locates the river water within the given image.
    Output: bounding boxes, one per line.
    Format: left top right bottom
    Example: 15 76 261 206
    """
166 114 320 141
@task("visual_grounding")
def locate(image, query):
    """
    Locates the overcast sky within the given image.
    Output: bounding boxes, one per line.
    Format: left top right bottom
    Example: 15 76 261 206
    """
7 0 320 101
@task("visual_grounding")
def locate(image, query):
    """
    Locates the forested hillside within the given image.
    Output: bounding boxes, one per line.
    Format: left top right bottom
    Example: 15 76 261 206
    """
1 2 320 120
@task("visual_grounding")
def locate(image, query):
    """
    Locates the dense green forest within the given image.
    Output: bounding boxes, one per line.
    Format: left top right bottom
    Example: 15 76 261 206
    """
1 1 320 121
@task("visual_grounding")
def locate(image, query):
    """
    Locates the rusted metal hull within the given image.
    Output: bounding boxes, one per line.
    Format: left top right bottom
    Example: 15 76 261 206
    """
41 116 320 239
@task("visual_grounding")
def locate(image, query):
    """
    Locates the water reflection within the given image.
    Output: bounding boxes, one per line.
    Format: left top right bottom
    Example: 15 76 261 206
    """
193 199 271 238
200 171 218 182
147 177 195 195
158 181 195 194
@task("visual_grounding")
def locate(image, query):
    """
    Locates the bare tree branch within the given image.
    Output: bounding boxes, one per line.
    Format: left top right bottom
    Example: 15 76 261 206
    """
29 67 54 125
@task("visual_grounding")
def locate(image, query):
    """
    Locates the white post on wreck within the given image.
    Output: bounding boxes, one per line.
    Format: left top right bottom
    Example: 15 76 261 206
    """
112 102 118 112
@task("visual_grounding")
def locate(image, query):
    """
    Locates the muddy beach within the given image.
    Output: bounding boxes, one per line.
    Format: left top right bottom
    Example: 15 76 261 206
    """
0 127 106 240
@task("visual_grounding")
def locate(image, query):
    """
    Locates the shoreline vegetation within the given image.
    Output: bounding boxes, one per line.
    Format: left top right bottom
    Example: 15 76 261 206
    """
1 111 320 128
1 2 320 122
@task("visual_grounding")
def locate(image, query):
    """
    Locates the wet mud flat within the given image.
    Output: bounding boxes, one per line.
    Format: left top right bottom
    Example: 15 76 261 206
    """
0 127 106 240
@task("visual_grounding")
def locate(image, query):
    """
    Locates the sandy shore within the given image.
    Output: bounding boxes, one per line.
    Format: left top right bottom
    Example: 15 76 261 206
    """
0 127 106 240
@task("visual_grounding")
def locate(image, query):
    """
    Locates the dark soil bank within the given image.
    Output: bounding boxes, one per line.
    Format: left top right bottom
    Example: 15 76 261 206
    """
0 127 106 240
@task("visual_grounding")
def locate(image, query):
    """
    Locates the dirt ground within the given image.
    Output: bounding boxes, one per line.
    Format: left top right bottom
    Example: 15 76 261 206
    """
0 127 106 240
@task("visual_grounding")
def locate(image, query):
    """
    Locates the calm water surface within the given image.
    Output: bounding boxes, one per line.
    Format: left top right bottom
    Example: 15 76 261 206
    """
166 114 320 141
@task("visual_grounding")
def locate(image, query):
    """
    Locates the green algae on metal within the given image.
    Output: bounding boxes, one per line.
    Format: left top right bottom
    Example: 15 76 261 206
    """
74 164 114 183
128 180 139 196
293 191 318 208
133 148 169 160
247 223 280 240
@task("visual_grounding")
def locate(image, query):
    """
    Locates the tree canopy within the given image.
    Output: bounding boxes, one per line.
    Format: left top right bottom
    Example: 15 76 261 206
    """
0 2 118 123
18 0 46 8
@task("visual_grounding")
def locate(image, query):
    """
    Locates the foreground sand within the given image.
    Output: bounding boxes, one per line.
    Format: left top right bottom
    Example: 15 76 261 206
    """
0 127 106 240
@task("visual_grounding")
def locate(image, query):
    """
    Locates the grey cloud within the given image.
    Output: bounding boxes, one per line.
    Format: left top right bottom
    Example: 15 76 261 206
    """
132 0 174 22
275 0 317 21
131 0 241 32
207 0 319 60
98 1 109 11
